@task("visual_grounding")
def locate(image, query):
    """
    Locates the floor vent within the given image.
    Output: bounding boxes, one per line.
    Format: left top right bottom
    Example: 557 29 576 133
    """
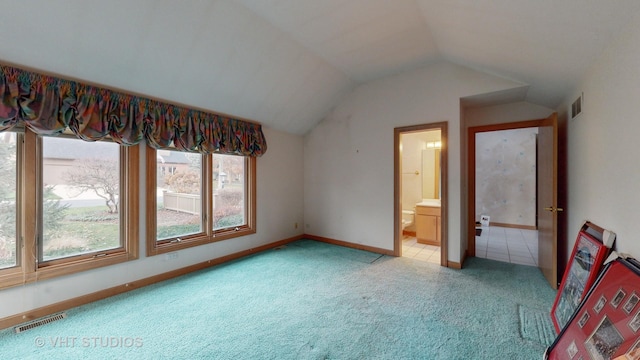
14 313 67 333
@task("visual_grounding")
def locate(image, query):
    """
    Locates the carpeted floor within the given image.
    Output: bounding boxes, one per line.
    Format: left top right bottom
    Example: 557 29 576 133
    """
0 240 556 359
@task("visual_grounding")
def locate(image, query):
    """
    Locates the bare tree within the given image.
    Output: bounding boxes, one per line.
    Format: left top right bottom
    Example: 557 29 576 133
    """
65 159 119 213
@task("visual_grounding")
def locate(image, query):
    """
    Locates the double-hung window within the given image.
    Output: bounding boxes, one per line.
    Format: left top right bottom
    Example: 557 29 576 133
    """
146 147 256 255
0 129 139 289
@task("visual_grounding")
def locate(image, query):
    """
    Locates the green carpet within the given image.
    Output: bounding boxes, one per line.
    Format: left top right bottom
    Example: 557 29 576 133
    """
0 240 556 359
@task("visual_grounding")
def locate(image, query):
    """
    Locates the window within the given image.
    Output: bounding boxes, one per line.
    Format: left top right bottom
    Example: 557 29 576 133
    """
213 154 246 230
155 150 203 241
39 137 123 262
146 147 256 255
0 130 139 289
0 132 19 270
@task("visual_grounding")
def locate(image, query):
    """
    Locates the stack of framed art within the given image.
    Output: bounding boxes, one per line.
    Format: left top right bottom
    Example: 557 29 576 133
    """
551 222 616 333
544 256 640 359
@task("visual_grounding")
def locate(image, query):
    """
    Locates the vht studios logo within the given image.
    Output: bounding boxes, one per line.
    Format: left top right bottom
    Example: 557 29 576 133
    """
34 336 143 348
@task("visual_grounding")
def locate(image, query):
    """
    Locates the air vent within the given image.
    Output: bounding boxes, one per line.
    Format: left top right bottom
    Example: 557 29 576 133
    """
571 93 583 119
14 313 67 333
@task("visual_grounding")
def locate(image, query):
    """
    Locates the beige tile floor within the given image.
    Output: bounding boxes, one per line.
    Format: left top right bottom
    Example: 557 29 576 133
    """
401 237 441 264
402 225 538 266
475 225 539 266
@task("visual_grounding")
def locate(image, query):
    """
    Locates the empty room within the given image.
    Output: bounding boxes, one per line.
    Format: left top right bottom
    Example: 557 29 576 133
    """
1 1 640 359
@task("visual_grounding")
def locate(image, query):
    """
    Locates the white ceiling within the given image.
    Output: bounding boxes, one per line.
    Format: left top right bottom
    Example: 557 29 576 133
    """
0 0 639 134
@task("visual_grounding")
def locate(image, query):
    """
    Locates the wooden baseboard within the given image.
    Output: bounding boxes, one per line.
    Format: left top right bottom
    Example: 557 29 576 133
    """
488 222 537 231
304 234 395 256
402 230 416 237
0 235 304 331
447 250 468 269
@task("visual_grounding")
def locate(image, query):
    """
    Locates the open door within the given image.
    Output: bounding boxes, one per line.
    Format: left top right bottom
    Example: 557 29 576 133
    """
537 112 561 289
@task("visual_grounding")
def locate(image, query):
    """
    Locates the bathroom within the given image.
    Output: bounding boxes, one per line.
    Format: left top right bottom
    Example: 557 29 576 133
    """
400 129 442 263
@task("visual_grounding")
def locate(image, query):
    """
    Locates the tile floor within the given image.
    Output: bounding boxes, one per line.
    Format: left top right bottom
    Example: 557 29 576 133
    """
475 226 539 266
402 226 539 266
401 237 441 264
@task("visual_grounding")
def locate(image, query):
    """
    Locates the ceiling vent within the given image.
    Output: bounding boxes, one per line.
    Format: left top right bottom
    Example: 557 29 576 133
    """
571 93 583 119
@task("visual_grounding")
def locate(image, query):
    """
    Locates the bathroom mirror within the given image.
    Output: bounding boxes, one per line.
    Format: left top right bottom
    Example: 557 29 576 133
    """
422 148 441 199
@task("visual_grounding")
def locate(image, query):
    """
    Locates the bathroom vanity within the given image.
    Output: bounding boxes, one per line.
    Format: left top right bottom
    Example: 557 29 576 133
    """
415 199 441 245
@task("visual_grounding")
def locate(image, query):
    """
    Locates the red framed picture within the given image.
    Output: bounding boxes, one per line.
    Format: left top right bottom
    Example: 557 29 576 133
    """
551 223 612 333
545 257 640 360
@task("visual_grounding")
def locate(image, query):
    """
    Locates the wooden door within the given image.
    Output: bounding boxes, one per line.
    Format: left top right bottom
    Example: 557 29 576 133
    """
537 113 560 289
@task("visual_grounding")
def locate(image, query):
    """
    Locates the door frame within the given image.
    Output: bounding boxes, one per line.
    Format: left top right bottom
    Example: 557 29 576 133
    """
394 122 448 267
466 117 555 257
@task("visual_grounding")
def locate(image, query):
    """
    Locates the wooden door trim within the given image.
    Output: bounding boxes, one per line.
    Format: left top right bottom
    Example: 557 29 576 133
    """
394 122 448 267
467 117 552 257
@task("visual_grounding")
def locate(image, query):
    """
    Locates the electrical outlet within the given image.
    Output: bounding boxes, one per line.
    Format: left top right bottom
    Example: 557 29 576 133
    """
165 252 178 261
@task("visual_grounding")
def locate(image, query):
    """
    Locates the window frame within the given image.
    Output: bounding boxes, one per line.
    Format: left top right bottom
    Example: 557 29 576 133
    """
0 129 139 289
146 147 256 256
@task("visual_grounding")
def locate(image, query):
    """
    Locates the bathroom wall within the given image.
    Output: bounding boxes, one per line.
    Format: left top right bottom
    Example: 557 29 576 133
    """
475 128 538 227
401 131 441 221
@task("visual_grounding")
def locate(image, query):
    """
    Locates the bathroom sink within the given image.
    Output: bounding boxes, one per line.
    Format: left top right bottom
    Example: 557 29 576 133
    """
416 199 441 207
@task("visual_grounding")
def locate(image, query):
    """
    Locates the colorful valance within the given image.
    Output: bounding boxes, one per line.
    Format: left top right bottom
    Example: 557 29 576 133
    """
0 64 267 156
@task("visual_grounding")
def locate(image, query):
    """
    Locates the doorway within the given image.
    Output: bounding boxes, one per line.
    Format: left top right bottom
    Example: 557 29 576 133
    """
394 122 448 267
474 127 539 267
467 113 562 288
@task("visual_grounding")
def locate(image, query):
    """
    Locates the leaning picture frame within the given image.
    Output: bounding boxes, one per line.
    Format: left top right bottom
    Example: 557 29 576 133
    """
551 222 613 333
545 257 640 360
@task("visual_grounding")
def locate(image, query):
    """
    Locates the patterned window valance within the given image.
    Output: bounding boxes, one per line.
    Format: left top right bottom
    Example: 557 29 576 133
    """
0 64 267 156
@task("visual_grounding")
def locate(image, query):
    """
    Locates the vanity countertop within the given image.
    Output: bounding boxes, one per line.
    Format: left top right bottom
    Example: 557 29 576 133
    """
416 199 441 207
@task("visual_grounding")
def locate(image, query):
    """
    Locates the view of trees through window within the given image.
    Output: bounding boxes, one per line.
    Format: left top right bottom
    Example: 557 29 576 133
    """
0 133 17 269
155 150 246 241
213 154 245 230
41 137 121 261
156 150 202 240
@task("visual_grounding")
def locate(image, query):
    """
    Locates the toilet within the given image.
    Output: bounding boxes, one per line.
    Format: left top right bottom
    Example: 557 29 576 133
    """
401 210 415 229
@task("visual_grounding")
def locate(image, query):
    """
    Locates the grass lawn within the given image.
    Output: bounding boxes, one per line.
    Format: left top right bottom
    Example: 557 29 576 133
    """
43 206 120 260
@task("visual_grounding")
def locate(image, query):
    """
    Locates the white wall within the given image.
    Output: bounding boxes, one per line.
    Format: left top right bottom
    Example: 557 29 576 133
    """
559 11 640 259
304 61 526 262
0 127 304 320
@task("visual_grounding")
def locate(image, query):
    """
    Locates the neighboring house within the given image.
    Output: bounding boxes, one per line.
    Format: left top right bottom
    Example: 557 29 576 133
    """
42 137 119 186
42 139 191 186
156 150 192 179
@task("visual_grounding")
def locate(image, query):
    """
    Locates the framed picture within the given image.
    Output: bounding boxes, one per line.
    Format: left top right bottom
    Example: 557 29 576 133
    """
551 223 612 332
612 288 627 309
623 293 640 314
577 311 590 328
545 257 640 360
626 338 640 359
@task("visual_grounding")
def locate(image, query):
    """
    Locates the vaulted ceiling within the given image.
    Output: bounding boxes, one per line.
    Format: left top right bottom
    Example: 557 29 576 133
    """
1 0 639 134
